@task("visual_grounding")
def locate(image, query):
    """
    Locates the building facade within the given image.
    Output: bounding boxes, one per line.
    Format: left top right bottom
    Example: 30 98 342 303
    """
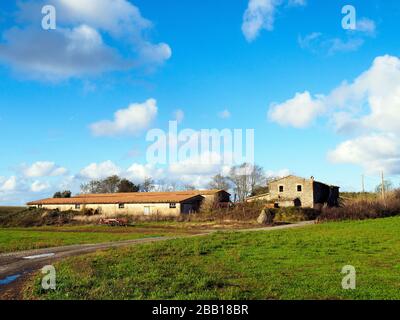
246 175 339 209
27 190 231 217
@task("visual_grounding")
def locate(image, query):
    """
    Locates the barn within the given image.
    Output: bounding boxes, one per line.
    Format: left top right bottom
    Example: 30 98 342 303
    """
27 190 231 217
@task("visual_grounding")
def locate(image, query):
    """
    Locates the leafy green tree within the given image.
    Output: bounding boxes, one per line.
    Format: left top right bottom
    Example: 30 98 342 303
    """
53 190 72 198
81 176 140 194
118 179 140 193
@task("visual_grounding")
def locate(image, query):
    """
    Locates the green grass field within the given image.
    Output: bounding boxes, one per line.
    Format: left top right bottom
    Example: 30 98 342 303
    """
25 217 400 300
0 225 185 253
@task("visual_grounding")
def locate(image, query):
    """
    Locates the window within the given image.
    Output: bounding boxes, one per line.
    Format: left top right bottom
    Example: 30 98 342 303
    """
119 203 125 209
38 204 43 208
144 206 151 215
169 203 177 209
75 204 80 210
297 185 302 192
279 185 284 192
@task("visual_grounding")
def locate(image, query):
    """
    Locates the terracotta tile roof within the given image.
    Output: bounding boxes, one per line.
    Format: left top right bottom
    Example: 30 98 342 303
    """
26 190 228 206
73 190 227 198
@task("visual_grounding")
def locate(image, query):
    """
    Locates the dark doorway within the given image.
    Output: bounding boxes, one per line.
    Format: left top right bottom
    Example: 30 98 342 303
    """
294 198 302 207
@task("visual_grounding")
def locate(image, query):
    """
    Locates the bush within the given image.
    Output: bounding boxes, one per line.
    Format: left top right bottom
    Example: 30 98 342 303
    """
197 201 267 222
0 208 77 227
274 207 319 223
318 194 400 222
82 208 101 216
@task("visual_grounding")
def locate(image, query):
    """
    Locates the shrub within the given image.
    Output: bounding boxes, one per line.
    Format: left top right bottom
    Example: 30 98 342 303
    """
197 201 266 222
318 194 400 222
274 207 319 223
0 208 77 227
82 208 101 216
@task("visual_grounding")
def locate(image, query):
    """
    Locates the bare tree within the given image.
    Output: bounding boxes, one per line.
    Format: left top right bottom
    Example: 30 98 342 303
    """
375 180 393 194
249 164 266 194
141 177 155 192
208 174 230 191
228 163 265 202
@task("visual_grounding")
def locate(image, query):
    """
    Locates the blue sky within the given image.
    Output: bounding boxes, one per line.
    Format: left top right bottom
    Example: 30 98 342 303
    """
1 0 400 204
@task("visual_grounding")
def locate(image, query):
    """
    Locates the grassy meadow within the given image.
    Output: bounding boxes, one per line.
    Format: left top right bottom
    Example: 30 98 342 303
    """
25 216 400 300
0 226 170 254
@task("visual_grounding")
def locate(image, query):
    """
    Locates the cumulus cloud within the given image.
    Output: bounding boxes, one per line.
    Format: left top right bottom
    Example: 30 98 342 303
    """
0 0 171 80
0 25 127 81
268 91 325 128
0 176 17 192
23 161 67 177
79 160 121 179
31 180 50 192
269 55 400 174
328 134 400 174
242 0 306 42
90 98 158 136
126 163 164 182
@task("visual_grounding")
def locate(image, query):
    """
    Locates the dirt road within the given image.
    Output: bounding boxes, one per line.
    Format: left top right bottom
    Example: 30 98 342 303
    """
0 221 314 299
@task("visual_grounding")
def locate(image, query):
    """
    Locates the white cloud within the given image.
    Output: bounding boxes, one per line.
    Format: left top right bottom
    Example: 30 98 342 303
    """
218 109 231 119
270 55 400 174
299 17 376 55
31 180 50 192
328 134 400 174
265 169 291 179
90 98 158 136
0 25 128 81
126 163 164 183
23 161 67 178
0 0 171 80
0 176 17 192
242 0 306 42
169 152 226 176
356 18 376 36
299 33 364 55
268 91 325 128
326 38 365 55
79 160 121 179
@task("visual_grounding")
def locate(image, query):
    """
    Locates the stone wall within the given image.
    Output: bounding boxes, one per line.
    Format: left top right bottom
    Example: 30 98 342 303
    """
268 176 314 208
34 203 182 217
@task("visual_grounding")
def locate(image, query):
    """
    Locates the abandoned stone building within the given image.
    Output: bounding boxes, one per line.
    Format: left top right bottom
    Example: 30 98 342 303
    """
246 175 340 209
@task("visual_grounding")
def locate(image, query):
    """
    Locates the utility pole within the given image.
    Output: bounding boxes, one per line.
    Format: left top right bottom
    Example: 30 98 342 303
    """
361 174 365 194
381 171 385 201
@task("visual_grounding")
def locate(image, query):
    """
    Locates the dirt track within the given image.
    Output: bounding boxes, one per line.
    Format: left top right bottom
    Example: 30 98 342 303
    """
0 221 314 299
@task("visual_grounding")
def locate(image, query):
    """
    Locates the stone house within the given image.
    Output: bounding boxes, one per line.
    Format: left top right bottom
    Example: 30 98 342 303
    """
27 190 231 217
246 175 339 209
